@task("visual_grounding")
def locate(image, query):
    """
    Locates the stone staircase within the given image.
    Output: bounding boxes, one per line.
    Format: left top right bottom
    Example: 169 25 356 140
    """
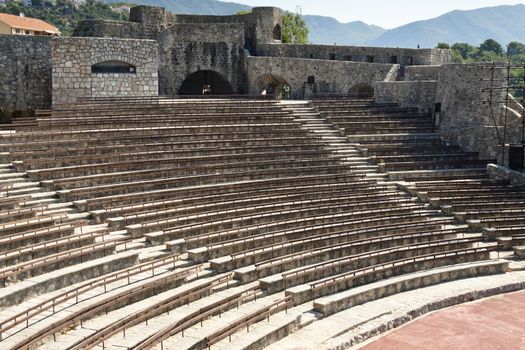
282 101 385 180
305 97 525 259
0 162 69 215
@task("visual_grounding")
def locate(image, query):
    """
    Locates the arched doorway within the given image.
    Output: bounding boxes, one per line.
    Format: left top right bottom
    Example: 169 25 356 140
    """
179 70 234 95
254 74 292 99
349 83 374 97
273 24 282 41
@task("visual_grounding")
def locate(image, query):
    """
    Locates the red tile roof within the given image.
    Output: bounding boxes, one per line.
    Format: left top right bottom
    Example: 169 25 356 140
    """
0 12 60 34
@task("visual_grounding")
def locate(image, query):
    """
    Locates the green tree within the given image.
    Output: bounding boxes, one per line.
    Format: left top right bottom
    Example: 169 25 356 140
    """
3 0 129 35
479 38 504 56
436 42 450 49
235 10 251 15
475 50 505 62
282 11 308 44
451 43 477 61
507 41 525 57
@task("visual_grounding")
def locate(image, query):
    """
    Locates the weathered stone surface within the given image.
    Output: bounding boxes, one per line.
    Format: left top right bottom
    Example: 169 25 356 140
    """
487 163 525 187
434 63 516 163
246 56 395 99
51 37 159 105
0 34 52 120
374 80 437 112
257 44 451 66
0 5 455 113
404 65 441 81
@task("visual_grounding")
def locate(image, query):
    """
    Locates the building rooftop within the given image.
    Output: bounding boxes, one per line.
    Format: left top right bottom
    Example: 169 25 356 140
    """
0 12 60 34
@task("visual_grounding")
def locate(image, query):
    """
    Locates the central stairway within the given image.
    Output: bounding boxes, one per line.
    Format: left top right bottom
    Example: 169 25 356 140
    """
305 96 524 258
281 101 383 179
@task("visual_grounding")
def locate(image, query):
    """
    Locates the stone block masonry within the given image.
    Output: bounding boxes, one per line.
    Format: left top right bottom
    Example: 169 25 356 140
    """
0 34 52 121
246 56 394 99
158 23 246 95
434 63 517 163
257 43 451 66
375 81 437 113
52 37 159 106
487 163 525 187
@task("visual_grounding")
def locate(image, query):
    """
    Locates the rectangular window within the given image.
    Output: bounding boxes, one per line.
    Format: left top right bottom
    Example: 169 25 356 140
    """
390 55 398 64
329 53 336 60
366 55 374 63
343 55 352 61
91 61 136 74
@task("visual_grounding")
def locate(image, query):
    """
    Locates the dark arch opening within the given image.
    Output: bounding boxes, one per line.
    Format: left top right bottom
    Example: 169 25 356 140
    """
254 74 291 99
178 70 234 96
349 84 374 98
91 61 136 74
273 24 282 41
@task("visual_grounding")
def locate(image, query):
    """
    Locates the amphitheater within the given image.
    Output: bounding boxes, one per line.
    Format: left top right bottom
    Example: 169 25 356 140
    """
0 5 525 350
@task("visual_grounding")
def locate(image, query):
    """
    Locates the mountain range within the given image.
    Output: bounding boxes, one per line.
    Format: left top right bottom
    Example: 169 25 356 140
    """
105 0 251 16
103 0 525 48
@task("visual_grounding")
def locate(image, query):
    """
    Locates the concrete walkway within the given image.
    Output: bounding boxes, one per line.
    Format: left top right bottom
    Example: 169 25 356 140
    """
265 270 525 350
360 290 525 350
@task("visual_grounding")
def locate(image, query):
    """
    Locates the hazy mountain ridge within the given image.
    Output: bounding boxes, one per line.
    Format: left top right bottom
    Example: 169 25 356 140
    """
302 15 386 46
104 0 251 16
370 4 525 48
101 1 525 48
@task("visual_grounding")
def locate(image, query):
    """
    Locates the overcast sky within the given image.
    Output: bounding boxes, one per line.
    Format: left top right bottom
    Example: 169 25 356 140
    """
233 0 525 28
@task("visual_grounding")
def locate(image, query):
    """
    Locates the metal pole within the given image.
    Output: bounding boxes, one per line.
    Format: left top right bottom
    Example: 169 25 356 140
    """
502 62 511 166
522 65 525 171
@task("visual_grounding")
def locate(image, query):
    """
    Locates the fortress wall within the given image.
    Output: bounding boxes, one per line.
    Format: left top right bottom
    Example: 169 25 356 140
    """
375 81 437 113
0 35 52 121
257 43 451 66
73 20 149 39
76 6 283 53
52 37 159 106
404 65 441 81
162 7 282 52
158 23 246 95
435 63 516 163
246 56 394 99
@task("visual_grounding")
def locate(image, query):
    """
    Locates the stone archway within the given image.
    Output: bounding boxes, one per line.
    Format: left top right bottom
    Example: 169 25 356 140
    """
273 24 282 41
178 70 234 95
254 74 291 99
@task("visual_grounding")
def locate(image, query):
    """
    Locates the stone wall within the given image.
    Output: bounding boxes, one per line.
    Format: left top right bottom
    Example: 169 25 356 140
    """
434 63 515 163
405 65 440 81
74 20 148 39
256 44 451 66
158 23 246 95
374 81 437 113
246 56 394 99
165 7 282 52
75 6 283 53
487 163 525 187
52 37 159 106
0 34 52 121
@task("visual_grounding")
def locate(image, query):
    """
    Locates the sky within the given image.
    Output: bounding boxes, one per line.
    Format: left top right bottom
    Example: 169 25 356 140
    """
233 0 525 28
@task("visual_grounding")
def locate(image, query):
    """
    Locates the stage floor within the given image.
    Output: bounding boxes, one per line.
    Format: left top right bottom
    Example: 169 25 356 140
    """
362 290 525 350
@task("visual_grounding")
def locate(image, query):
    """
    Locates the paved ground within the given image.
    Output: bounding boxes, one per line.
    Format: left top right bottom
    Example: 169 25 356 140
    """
361 290 525 350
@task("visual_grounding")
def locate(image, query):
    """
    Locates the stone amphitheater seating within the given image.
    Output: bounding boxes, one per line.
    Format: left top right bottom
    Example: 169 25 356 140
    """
312 97 525 253
0 96 518 350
